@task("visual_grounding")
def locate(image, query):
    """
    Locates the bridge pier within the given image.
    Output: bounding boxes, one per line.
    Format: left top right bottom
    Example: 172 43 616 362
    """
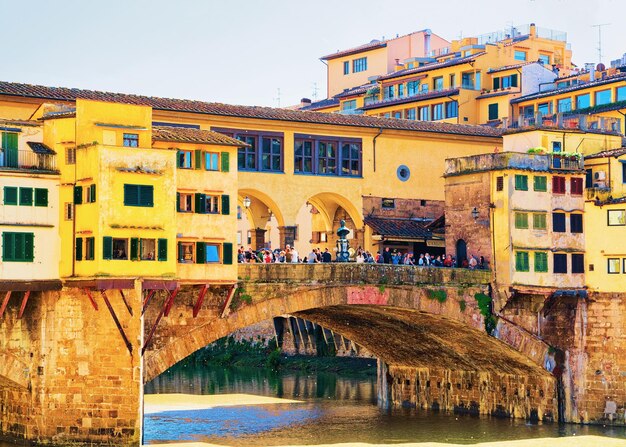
0 283 143 445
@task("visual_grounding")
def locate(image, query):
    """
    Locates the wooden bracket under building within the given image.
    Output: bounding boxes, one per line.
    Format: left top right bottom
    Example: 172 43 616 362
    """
84 288 99 310
142 289 156 315
142 288 179 355
0 291 11 318
101 290 133 355
192 285 209 318
220 285 237 319
119 290 133 316
17 291 30 318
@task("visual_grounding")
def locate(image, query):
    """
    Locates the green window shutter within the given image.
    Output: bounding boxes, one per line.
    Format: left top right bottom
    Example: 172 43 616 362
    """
177 242 184 262
90 184 96 202
195 242 205 264
103 236 113 260
76 237 83 261
158 238 167 261
195 150 202 170
74 185 83 204
534 252 548 272
34 188 48 207
515 175 528 191
493 78 500 90
515 251 529 272
221 152 230 172
4 186 17 205
488 103 499 121
130 238 139 260
19 188 33 206
221 195 230 215
533 213 547 230
223 242 233 265
24 233 34 262
139 185 154 207
195 193 206 214
511 74 518 87
1 232 8 261
176 192 181 212
514 212 528 229
87 237 95 260
534 176 547 192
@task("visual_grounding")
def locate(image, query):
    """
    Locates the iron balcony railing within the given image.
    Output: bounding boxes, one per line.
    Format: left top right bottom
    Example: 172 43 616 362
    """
0 149 57 172
549 154 584 170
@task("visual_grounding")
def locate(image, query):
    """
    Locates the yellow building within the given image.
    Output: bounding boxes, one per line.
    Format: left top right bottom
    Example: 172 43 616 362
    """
321 29 450 98
511 71 626 133
583 147 626 292
0 119 59 283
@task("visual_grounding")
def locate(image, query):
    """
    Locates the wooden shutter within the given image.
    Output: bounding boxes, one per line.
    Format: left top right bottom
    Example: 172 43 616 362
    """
195 242 205 264
195 193 206 214
4 186 17 205
130 238 139 260
176 192 181 212
74 186 83 204
103 236 113 260
493 78 500 90
90 184 96 202
177 242 184 262
223 242 233 265
34 188 48 207
221 195 230 215
75 237 83 261
511 74 518 87
24 233 34 262
194 150 202 169
139 185 153 207
87 237 94 260
158 239 167 261
221 152 229 172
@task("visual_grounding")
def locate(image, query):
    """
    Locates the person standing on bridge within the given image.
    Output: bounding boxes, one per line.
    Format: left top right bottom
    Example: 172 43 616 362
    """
382 247 392 264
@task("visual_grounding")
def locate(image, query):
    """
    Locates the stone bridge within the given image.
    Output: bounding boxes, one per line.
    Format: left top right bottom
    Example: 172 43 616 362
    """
1 264 623 446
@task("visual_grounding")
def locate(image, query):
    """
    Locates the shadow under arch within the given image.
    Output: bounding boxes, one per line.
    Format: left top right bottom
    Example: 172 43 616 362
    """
306 191 364 232
239 188 286 228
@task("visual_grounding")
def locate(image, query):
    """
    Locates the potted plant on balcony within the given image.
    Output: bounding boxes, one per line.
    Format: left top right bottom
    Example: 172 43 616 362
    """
527 147 547 155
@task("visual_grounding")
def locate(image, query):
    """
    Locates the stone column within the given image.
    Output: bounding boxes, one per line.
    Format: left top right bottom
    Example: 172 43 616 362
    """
250 228 267 251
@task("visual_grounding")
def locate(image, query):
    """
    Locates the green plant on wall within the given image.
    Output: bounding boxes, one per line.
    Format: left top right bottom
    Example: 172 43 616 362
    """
474 292 497 335
230 286 252 311
458 299 467 312
378 276 388 293
427 289 447 303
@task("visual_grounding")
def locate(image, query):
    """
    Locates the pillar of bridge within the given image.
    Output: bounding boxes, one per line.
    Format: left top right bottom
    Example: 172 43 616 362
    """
0 281 143 445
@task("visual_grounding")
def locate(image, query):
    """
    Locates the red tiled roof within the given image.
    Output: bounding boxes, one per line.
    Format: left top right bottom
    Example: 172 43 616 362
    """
0 117 41 127
334 83 378 99
364 216 435 240
0 81 503 138
299 97 340 111
487 61 537 74
378 53 485 81
476 89 519 99
321 40 388 61
585 147 626 160
361 88 460 111
511 72 626 104
152 126 248 147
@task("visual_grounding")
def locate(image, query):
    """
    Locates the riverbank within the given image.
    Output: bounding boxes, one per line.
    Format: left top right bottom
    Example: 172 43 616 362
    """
146 435 626 446
144 393 301 414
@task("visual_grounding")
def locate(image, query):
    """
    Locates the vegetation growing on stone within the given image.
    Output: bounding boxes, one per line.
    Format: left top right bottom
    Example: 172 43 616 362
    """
474 292 497 335
427 289 447 303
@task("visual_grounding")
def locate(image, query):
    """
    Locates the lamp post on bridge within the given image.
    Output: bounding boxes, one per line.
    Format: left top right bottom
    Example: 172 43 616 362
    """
336 219 350 262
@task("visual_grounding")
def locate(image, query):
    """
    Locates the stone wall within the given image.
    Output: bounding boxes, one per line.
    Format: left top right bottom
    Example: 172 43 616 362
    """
0 285 142 445
385 364 557 421
363 196 444 220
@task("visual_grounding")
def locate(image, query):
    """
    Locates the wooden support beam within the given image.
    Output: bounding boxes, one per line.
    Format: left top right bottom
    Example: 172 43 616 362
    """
0 291 11 318
163 287 179 317
142 291 171 355
192 285 209 318
101 291 133 355
142 289 156 315
17 291 30 318
119 290 133 316
219 285 237 319
84 289 98 310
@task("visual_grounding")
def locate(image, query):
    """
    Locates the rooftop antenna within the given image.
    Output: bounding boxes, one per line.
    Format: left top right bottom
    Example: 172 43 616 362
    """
274 88 281 107
312 82 319 101
592 23 610 63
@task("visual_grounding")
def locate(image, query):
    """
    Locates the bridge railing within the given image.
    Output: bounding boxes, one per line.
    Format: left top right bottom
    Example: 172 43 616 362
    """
238 263 491 286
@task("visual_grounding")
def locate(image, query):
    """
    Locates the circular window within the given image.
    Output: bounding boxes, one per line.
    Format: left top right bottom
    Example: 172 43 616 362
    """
397 165 410 182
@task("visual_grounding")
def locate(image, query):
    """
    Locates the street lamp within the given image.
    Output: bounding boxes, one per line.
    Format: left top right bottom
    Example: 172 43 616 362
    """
471 207 479 220
243 196 251 209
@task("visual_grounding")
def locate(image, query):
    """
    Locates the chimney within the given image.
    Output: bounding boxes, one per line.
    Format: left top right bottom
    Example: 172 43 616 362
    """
585 63 595 82
423 29 432 57
394 59 404 71
300 98 312 107
530 23 537 38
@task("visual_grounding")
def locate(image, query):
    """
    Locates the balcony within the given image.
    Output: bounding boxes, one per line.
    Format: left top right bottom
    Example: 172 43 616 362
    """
505 113 622 133
0 149 57 173
549 154 584 170
445 152 583 177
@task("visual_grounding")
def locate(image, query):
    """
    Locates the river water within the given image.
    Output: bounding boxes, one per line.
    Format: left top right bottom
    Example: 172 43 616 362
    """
143 364 626 446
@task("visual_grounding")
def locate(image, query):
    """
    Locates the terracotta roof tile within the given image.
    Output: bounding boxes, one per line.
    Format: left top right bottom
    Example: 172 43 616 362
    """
0 118 41 127
487 61 536 74
321 40 388 61
299 97 340 111
361 88 460 111
378 54 485 81
365 216 434 239
0 81 503 138
334 83 377 99
511 72 626 104
584 147 626 160
152 126 248 147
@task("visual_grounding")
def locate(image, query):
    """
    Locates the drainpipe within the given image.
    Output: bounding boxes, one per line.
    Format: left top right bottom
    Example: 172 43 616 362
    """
373 128 383 172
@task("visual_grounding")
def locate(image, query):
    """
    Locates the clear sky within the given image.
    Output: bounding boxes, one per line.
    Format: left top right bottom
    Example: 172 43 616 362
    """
1 0 625 107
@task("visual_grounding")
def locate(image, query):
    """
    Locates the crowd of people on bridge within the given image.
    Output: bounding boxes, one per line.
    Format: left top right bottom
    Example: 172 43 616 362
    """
238 245 488 269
